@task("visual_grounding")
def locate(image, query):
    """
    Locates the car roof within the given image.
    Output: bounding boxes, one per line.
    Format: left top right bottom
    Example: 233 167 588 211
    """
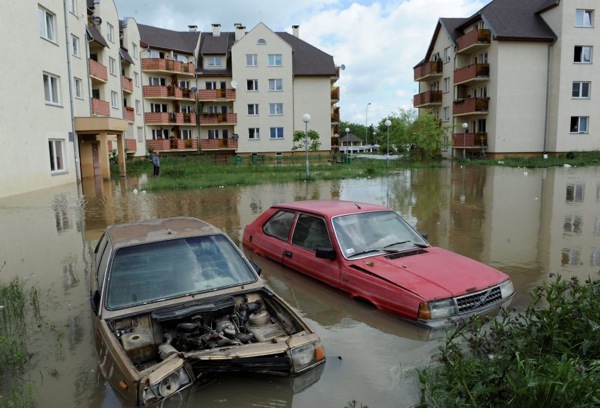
104 217 222 249
273 200 389 216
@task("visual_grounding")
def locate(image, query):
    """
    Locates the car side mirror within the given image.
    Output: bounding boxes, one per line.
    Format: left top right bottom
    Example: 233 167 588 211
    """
315 247 336 260
90 290 101 314
421 232 428 241
250 261 262 275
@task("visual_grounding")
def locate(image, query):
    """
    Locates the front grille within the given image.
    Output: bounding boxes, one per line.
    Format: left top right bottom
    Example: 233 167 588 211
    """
455 286 502 314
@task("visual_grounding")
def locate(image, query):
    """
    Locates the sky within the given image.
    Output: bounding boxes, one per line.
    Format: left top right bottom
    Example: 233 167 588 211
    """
114 0 490 126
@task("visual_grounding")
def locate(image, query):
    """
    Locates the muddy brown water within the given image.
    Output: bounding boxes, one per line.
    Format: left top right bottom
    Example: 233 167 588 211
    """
1 164 599 407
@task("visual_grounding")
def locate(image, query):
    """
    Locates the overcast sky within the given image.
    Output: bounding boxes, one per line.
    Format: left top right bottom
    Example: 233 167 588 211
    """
114 0 490 126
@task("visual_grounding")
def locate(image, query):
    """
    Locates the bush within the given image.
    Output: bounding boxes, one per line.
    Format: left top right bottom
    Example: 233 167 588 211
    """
417 273 600 407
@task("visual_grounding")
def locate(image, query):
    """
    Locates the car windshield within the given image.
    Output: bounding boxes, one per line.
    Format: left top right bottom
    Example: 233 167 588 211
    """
332 210 428 259
106 234 258 309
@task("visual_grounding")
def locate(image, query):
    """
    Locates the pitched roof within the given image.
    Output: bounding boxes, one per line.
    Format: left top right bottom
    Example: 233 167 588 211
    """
276 32 336 76
138 23 199 54
86 25 109 48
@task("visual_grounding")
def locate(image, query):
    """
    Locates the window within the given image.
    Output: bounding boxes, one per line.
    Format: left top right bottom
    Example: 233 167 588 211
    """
205 81 217 90
71 34 80 57
207 57 222 68
38 7 56 42
444 47 451 63
246 54 258 66
442 106 449 122
137 126 143 142
111 91 118 108
43 73 60 105
249 128 260 139
247 79 258 91
443 77 450 93
570 116 589 133
257 39 267 45
574 46 592 63
291 215 331 251
181 129 192 140
134 72 140 87
264 211 295 241
149 77 165 86
68 0 76 14
268 79 283 91
179 80 190 88
48 139 65 173
109 57 116 75
576 9 594 27
269 103 283 115
152 129 168 139
107 23 114 42
74 77 83 99
572 82 591 98
247 104 259 115
268 54 282 66
208 129 219 139
563 215 583 235
135 100 141 114
132 43 138 59
270 127 284 139
151 103 167 113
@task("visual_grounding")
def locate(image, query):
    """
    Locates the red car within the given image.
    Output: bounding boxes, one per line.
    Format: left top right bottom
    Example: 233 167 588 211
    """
243 200 514 328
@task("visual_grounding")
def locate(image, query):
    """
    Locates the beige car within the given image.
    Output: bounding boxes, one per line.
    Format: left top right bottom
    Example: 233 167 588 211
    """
90 217 325 406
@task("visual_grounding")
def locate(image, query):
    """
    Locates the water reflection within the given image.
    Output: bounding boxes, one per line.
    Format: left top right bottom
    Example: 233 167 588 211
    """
1 164 599 407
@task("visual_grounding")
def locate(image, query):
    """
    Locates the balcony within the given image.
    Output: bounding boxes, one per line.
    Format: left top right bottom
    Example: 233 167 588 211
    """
125 138 137 153
144 112 198 126
124 106 135 122
414 60 443 81
454 63 490 85
141 58 196 76
200 138 238 151
332 106 340 123
331 87 340 102
200 113 237 125
453 97 489 116
147 138 199 152
91 98 109 116
456 29 491 54
413 90 443 108
452 132 488 148
197 89 236 102
122 76 133 93
89 59 107 83
143 85 196 101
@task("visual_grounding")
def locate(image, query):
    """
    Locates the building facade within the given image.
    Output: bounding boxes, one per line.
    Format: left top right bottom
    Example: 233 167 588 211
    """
413 0 599 159
1 0 340 198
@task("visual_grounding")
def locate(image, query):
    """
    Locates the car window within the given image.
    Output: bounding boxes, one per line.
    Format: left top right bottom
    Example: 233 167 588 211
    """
106 234 257 309
292 215 331 251
95 234 110 291
263 210 295 241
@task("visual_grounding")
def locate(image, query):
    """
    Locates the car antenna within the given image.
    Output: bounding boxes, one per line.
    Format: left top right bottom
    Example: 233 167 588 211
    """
354 203 362 209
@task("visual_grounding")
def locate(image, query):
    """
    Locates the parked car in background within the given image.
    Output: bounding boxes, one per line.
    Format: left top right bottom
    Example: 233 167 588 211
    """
90 217 325 406
243 200 514 328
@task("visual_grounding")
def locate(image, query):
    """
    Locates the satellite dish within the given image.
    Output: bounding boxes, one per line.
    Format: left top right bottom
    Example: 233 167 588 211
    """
340 64 346 70
230 80 238 89
89 16 102 26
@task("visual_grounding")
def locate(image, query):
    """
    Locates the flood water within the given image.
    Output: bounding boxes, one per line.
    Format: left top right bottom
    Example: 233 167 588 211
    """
1 163 600 407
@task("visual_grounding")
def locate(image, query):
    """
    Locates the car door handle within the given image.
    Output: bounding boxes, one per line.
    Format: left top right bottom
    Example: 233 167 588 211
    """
284 251 292 258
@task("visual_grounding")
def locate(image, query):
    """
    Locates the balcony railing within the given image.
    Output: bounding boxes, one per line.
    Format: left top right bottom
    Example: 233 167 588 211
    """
414 60 443 81
89 59 108 82
122 76 133 93
197 89 236 101
124 106 135 122
143 85 196 101
413 90 443 107
456 29 491 54
141 58 196 75
454 63 490 84
125 139 137 153
331 87 340 101
200 138 238 150
144 112 197 125
147 139 199 152
200 113 238 125
91 98 109 116
453 97 489 116
452 132 488 148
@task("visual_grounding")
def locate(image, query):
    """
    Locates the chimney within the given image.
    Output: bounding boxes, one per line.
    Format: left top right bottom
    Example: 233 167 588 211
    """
235 24 246 41
212 23 221 37
292 25 299 38
188 25 197 32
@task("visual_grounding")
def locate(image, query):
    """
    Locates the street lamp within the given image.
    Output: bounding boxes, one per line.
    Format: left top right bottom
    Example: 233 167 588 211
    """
385 119 391 167
303 113 311 178
365 102 371 148
462 122 468 159
345 127 350 156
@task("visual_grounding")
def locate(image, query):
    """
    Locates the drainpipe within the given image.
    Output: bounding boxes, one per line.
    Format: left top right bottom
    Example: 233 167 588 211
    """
63 0 82 186
542 41 555 156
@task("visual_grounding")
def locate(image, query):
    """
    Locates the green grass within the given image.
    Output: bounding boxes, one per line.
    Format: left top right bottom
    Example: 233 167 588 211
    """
472 150 600 168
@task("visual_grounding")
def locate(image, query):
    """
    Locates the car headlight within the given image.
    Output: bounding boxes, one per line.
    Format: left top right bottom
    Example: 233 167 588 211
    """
499 279 514 299
418 298 458 320
291 341 326 373
141 367 191 405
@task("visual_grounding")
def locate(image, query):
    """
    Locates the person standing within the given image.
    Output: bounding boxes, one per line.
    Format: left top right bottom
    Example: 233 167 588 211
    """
152 151 160 176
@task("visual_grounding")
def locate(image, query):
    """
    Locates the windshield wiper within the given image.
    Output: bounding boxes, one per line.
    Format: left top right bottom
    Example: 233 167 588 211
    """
383 241 429 250
348 248 386 258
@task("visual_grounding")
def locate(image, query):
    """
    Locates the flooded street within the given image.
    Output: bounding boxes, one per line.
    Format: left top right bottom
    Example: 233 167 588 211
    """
1 163 600 407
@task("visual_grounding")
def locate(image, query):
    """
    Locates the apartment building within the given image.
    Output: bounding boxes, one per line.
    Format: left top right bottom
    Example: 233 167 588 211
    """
413 0 599 159
1 2 340 198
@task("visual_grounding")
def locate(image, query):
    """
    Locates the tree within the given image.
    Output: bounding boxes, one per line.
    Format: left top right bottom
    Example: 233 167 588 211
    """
411 110 449 159
292 129 321 152
376 108 416 155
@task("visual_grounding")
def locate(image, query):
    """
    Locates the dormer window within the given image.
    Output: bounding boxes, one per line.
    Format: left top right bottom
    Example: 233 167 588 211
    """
206 56 223 68
257 39 266 45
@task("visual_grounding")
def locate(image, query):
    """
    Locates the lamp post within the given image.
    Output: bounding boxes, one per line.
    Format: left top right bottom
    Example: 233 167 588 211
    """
345 127 350 156
303 113 311 178
385 119 391 167
462 122 468 159
365 102 371 148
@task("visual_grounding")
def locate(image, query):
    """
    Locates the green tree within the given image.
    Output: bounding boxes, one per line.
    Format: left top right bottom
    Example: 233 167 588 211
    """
411 110 449 160
376 108 416 155
292 129 321 152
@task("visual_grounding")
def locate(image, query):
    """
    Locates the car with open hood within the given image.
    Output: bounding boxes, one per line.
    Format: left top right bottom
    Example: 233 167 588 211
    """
242 200 514 328
90 217 325 406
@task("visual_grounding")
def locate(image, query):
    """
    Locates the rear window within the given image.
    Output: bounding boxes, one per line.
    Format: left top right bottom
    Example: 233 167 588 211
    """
263 210 295 241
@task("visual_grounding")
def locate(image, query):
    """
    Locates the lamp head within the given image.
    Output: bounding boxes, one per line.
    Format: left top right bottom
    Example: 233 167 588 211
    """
384 119 391 127
302 113 311 123
462 122 468 129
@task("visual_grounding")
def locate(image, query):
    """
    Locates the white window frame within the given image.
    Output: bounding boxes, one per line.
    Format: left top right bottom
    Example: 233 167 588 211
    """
149 77 165 86
207 57 223 68
444 47 451 63
574 46 593 63
269 103 283 115
107 23 115 42
49 139 66 173
137 126 143 142
570 116 589 134
247 79 258 91
71 34 80 57
268 79 283 91
205 81 217 90
68 0 77 14
43 72 60 105
135 99 141 114
134 72 140 87
38 7 56 42
443 77 450 93
111 91 118 108
109 57 117 76
249 128 260 140
246 54 258 66
576 9 594 27
248 104 259 116
270 127 284 139
572 81 591 98
74 77 83 99
442 106 449 122
268 54 282 66
181 129 192 140
132 43 138 59
208 129 219 139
